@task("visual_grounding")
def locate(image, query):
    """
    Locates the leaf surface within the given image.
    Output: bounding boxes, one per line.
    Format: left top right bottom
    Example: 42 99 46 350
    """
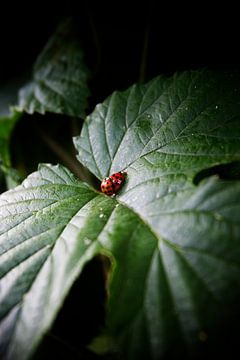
74 70 240 358
1 70 240 359
0 164 157 360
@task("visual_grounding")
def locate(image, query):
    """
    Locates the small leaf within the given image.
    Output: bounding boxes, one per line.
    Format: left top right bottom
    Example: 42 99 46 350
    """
16 19 90 118
0 112 21 168
0 81 23 169
0 110 25 190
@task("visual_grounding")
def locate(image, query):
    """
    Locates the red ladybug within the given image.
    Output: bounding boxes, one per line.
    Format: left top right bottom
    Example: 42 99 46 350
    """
110 172 125 192
101 171 126 196
101 177 115 196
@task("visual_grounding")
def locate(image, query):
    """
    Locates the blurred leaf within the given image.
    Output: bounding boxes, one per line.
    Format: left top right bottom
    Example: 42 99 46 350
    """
16 19 90 118
0 112 21 167
0 81 22 189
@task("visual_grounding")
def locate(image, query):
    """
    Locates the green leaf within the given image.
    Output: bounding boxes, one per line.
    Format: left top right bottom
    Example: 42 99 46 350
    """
1 170 240 360
0 164 155 360
0 99 20 190
0 111 25 190
74 70 240 179
0 78 30 189
0 81 23 168
1 70 240 360
73 70 240 357
16 19 90 118
0 114 17 167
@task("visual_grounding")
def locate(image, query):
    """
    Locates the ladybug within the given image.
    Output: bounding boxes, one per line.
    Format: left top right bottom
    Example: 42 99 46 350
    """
110 172 125 192
101 171 126 196
101 177 115 196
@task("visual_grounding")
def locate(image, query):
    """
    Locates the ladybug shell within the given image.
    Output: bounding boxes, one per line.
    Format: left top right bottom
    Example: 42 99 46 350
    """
109 172 125 192
101 177 114 196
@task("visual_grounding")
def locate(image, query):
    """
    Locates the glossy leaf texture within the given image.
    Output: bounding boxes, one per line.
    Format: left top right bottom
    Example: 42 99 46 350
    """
74 70 240 179
16 19 90 118
74 70 240 358
1 70 240 360
0 164 158 360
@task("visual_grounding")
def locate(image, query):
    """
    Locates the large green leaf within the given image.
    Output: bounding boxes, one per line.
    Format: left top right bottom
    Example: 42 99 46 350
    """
1 70 240 360
1 170 240 360
73 70 240 357
16 19 90 118
0 164 155 360
74 70 240 179
74 70 240 238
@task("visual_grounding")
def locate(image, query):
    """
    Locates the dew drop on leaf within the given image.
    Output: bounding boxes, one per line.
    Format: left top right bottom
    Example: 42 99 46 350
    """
83 238 92 246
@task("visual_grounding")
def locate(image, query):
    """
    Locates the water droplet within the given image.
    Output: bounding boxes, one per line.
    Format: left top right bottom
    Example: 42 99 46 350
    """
99 213 104 218
215 105 218 109
100 207 103 211
147 114 151 119
191 133 194 136
156 192 160 199
83 238 91 246
185 107 188 110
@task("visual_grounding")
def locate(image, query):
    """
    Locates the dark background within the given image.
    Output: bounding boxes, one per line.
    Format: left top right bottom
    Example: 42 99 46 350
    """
1 3 239 106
